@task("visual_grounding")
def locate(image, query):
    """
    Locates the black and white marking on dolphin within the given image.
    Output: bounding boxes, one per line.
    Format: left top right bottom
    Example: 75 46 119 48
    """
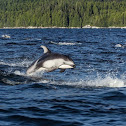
26 45 75 75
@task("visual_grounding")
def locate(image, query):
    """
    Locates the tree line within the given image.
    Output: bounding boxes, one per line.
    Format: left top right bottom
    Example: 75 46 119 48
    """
0 0 126 28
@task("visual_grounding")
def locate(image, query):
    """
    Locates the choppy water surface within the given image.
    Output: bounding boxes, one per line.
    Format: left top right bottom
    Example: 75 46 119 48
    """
0 28 126 126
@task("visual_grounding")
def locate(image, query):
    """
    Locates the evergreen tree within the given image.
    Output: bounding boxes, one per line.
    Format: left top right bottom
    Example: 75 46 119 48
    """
0 0 126 28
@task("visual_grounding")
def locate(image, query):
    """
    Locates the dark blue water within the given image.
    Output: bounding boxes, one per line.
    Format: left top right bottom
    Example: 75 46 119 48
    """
0 28 126 126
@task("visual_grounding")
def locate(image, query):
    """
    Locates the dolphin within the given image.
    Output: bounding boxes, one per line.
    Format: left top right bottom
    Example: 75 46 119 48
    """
26 45 75 75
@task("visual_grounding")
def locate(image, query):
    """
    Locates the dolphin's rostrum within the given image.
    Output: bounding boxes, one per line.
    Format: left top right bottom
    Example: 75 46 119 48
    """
26 45 75 75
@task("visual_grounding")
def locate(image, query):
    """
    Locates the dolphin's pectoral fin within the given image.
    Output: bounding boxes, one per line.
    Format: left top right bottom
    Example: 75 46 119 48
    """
60 69 66 73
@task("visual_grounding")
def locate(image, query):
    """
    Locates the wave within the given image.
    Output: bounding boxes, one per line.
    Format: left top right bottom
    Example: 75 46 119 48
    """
3 114 82 126
0 60 31 67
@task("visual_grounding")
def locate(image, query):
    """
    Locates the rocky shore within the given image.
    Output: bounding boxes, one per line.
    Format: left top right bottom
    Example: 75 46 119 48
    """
1 25 126 29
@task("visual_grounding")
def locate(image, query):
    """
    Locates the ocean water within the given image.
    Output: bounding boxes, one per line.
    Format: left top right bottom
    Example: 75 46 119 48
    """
0 28 126 126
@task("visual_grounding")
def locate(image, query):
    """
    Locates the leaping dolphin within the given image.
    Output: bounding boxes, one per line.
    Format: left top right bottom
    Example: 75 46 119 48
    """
26 45 75 75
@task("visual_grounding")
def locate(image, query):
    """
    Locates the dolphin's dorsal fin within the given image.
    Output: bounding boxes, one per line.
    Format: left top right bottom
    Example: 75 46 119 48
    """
40 45 51 54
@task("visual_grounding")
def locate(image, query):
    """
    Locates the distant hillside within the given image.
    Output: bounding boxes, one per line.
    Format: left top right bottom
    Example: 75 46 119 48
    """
0 0 126 28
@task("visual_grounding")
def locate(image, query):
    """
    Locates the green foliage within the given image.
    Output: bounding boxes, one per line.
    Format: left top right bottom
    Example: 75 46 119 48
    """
0 0 126 28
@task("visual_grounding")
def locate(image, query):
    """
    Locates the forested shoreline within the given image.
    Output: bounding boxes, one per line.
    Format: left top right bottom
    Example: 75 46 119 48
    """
0 0 126 28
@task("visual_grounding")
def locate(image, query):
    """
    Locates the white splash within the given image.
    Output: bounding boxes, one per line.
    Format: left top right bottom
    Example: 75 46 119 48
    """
26 70 45 77
14 70 25 76
84 76 125 87
13 69 126 88
57 75 126 88
50 41 82 45
115 44 126 48
58 42 82 45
